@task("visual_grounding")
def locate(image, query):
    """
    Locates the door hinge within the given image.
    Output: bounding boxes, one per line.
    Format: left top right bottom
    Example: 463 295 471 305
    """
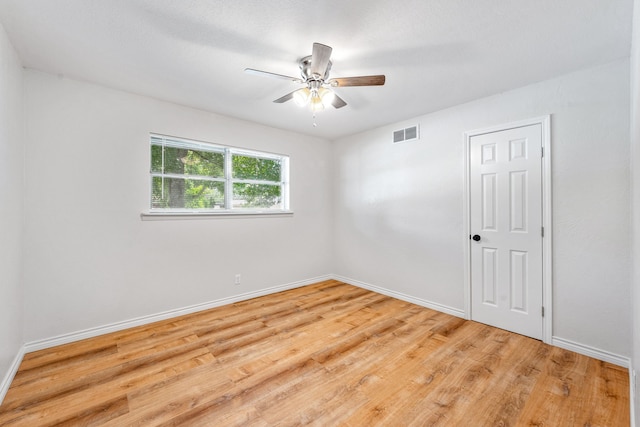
542 306 545 317
541 147 544 157
541 226 544 237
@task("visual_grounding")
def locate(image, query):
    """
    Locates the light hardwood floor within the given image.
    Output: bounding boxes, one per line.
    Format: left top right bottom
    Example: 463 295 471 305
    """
0 280 630 426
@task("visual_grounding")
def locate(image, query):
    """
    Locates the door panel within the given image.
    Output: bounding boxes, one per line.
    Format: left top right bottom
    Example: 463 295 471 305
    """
482 174 497 230
510 171 527 232
510 250 527 312
470 124 543 339
482 248 497 305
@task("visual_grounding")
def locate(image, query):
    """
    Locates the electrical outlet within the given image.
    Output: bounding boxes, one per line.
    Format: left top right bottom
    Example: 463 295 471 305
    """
234 274 241 285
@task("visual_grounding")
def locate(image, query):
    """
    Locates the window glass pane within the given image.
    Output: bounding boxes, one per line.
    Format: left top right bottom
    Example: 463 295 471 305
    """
152 177 224 209
151 144 163 173
151 146 224 177
232 183 282 209
232 155 281 182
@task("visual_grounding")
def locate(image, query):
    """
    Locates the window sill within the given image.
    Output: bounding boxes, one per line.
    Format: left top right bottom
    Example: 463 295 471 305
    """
140 210 294 221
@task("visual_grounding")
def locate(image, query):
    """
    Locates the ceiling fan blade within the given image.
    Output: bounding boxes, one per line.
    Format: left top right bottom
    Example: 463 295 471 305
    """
273 91 296 103
245 68 302 83
328 75 386 87
331 93 347 109
310 43 332 78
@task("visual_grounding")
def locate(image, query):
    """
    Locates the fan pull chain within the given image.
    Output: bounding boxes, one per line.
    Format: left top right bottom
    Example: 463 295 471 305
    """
313 113 317 127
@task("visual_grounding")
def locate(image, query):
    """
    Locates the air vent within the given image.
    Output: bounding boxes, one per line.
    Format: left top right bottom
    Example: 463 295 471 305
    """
392 125 419 143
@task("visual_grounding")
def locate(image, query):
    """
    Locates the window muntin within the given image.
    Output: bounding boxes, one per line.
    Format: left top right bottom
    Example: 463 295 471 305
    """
150 135 289 212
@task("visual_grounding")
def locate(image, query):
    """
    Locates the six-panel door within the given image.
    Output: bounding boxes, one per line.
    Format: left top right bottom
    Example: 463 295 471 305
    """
469 124 543 339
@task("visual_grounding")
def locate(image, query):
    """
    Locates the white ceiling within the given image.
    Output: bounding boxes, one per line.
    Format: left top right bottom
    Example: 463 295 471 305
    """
0 0 633 140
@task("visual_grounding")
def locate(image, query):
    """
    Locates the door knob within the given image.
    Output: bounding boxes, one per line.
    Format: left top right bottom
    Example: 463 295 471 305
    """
472 234 481 242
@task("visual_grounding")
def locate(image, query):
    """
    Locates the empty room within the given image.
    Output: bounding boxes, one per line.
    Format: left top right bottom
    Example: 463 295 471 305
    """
1 0 639 425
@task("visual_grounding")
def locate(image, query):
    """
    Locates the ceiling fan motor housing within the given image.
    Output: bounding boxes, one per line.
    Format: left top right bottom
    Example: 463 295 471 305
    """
299 55 332 81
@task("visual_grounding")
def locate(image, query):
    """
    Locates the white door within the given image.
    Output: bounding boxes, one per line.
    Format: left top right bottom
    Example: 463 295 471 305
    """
469 124 543 339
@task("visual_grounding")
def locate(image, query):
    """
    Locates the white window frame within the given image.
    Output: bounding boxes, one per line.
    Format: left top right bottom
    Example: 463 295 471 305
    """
142 134 291 219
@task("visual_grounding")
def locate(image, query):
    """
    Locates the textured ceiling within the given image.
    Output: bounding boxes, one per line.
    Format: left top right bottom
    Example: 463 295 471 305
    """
0 0 633 140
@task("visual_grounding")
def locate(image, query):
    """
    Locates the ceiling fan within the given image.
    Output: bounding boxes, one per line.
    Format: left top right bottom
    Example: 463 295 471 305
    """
245 42 385 112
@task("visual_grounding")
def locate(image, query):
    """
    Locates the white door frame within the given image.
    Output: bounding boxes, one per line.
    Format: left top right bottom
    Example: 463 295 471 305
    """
463 115 553 344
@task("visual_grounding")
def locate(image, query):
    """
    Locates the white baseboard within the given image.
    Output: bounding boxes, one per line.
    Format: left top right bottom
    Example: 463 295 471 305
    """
551 336 630 368
332 274 466 318
24 275 332 353
0 344 26 405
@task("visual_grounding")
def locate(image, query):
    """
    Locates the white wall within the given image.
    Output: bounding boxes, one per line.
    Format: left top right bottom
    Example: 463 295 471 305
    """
631 0 640 422
0 22 24 396
333 59 631 359
22 70 333 343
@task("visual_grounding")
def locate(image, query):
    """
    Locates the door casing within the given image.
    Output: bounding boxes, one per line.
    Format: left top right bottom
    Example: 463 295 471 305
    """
463 115 552 343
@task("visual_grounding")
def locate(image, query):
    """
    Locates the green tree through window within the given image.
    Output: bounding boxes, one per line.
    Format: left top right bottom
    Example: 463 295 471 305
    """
232 154 282 208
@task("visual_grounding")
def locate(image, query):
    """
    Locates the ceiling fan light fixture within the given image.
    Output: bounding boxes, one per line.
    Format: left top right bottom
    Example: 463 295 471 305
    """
293 87 311 107
293 84 333 112
309 95 325 112
319 87 335 108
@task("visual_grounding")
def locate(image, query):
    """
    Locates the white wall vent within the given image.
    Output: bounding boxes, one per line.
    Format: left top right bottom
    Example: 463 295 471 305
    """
393 125 419 143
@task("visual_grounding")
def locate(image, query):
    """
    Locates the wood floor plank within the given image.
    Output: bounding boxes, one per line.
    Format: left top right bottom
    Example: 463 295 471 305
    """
354 322 497 426
0 280 629 426
334 323 445 425
0 343 214 426
18 337 119 372
470 337 549 426
54 396 130 427
518 345 593 426
5 329 211 411
115 364 236 426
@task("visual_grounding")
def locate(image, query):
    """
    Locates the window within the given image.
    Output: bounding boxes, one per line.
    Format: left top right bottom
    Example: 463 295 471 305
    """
150 134 289 213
